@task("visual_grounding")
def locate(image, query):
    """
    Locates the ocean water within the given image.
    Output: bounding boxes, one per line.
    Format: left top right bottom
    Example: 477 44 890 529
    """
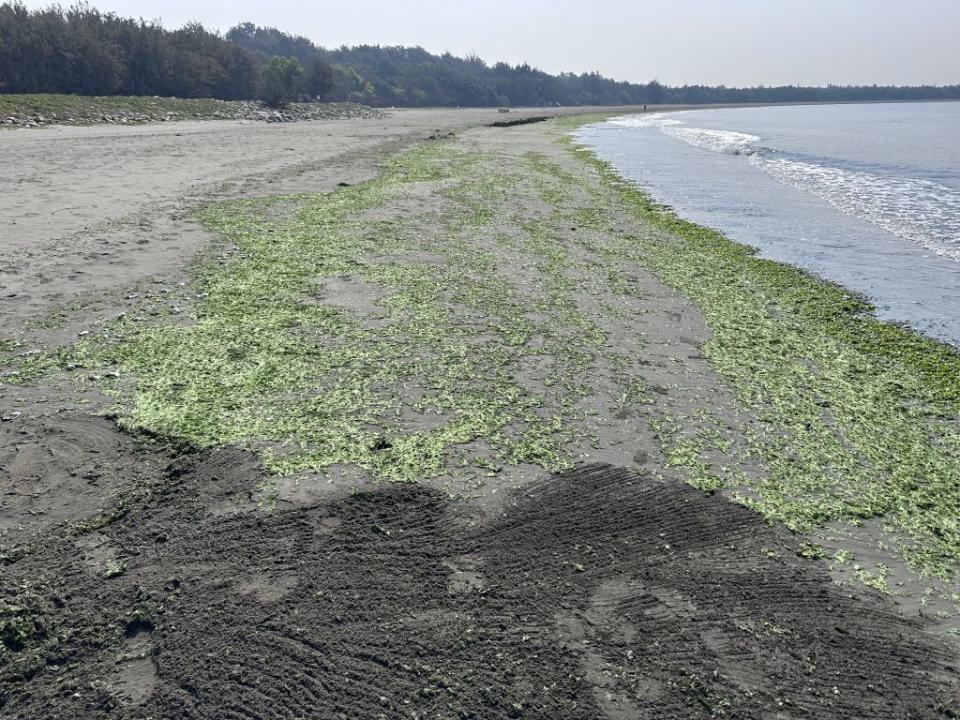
574 102 960 346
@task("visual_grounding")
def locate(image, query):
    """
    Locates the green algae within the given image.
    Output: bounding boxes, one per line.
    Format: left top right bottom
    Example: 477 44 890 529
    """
65 142 593 483
559 122 960 578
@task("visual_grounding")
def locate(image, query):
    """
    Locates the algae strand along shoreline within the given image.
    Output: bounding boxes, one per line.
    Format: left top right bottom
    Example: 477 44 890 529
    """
558 117 960 582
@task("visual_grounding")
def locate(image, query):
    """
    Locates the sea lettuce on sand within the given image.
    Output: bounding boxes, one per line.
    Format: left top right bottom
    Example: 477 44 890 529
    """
25 118 960 588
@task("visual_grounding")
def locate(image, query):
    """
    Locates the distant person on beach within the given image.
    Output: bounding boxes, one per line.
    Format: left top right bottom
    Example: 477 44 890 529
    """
643 104 647 111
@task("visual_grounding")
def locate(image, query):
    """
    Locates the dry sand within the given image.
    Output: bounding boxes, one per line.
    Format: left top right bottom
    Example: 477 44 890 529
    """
0 108 615 332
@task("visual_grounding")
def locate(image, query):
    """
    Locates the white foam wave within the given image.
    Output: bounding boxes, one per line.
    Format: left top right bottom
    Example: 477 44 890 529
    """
606 114 684 129
608 115 760 154
661 126 761 156
603 113 960 261
759 158 960 261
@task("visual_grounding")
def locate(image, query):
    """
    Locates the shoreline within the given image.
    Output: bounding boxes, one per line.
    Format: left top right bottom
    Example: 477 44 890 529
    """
573 105 960 349
559 113 960 623
2 111 958 714
560 112 960 383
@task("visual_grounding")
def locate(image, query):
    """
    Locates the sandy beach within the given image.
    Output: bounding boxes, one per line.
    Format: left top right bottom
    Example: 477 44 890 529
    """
0 108 613 332
2 109 957 717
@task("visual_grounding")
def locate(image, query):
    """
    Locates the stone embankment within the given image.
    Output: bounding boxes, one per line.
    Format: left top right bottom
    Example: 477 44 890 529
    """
0 100 381 128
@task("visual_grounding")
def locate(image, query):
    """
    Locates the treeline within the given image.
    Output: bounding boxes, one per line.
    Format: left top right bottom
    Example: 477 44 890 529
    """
230 31 671 107
3 3 960 108
0 3 331 102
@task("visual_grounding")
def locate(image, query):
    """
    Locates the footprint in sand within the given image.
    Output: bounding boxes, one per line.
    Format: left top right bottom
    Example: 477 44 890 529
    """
111 619 158 706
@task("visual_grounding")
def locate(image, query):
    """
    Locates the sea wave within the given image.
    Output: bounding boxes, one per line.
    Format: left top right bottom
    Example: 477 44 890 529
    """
608 114 761 155
662 126 761 156
606 112 960 261
759 158 960 261
607 114 684 129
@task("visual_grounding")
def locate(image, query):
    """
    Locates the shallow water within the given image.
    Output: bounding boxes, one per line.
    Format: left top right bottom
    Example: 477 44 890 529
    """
575 101 960 346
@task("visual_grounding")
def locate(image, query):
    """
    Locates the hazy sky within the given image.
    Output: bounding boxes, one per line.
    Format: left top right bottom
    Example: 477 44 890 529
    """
21 0 960 86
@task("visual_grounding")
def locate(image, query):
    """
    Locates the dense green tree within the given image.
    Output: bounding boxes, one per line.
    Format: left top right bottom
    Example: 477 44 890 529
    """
0 3 322 101
303 54 333 99
226 22 317 64
260 55 303 107
330 64 375 103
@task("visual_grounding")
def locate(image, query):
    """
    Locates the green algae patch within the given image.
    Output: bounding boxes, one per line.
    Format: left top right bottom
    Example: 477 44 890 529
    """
68 142 588 483
560 124 960 578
